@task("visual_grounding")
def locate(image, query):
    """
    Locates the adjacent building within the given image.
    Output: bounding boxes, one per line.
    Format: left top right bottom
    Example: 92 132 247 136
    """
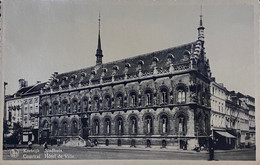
210 78 255 149
4 79 46 144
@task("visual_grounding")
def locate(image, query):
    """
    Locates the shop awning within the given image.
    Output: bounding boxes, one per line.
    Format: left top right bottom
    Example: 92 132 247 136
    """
215 131 236 138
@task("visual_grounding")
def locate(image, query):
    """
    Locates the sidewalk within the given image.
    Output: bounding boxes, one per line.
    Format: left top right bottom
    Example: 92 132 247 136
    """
5 143 255 154
83 144 208 154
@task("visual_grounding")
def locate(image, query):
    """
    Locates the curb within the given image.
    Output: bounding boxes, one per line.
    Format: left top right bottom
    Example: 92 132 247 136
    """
81 146 208 154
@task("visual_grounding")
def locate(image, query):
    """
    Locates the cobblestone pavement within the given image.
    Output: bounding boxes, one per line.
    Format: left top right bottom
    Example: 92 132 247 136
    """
2 145 256 161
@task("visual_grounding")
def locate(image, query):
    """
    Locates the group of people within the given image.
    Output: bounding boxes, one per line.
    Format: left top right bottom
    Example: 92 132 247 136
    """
27 140 48 150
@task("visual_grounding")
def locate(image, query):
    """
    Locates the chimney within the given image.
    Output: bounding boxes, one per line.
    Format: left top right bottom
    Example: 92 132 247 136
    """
19 79 28 89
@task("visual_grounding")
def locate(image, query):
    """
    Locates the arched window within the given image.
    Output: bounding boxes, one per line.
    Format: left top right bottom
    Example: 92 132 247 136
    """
104 118 111 135
129 91 137 107
61 99 68 114
82 97 88 112
160 88 168 104
42 103 49 116
52 121 59 136
104 95 111 110
116 93 124 108
93 119 99 135
42 120 49 129
144 89 153 106
52 101 59 114
116 117 124 135
93 96 100 111
160 114 169 134
177 86 186 104
177 114 186 136
129 116 137 134
71 120 78 135
71 98 78 113
61 121 68 136
144 115 153 134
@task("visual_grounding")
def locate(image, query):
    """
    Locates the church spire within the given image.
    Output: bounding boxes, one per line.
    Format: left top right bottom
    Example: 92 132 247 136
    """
96 11 103 65
197 5 205 43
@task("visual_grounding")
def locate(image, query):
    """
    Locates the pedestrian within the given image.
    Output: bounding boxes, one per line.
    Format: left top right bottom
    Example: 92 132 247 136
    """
28 140 32 150
209 138 214 161
44 141 48 150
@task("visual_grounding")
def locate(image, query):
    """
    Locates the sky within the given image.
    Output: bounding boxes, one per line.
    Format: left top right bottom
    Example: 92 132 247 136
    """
2 0 255 97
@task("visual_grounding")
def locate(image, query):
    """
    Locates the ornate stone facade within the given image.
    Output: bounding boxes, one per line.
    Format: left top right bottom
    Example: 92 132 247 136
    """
38 14 211 149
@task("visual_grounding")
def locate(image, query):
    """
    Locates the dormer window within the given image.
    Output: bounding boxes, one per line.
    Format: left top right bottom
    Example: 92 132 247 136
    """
72 74 77 80
52 78 59 86
112 65 119 75
124 63 131 73
102 68 108 76
152 57 159 66
90 70 96 79
167 53 175 64
183 50 190 61
62 76 68 81
81 72 86 78
138 60 144 70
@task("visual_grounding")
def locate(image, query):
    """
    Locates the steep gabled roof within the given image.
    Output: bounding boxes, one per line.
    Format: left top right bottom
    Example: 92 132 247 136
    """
45 41 197 90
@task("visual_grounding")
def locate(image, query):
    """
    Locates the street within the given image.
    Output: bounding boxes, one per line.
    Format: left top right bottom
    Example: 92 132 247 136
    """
2 145 255 161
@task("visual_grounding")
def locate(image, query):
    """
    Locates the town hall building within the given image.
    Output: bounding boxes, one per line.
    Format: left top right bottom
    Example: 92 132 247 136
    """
38 14 212 149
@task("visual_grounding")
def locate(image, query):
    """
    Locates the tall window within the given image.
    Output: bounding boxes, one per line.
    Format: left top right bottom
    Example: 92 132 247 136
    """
61 121 68 136
61 100 68 114
93 119 99 135
116 93 123 108
160 88 168 104
104 95 111 110
71 120 78 135
130 91 137 107
82 97 88 112
52 122 59 136
42 103 49 116
129 116 137 134
145 115 153 134
177 86 186 104
145 89 153 106
116 117 124 135
177 115 186 135
52 101 59 114
71 99 78 113
104 118 111 135
42 120 49 129
93 96 100 111
160 115 168 134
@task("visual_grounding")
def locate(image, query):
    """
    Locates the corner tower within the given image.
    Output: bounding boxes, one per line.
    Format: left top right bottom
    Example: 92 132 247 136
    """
96 12 103 65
